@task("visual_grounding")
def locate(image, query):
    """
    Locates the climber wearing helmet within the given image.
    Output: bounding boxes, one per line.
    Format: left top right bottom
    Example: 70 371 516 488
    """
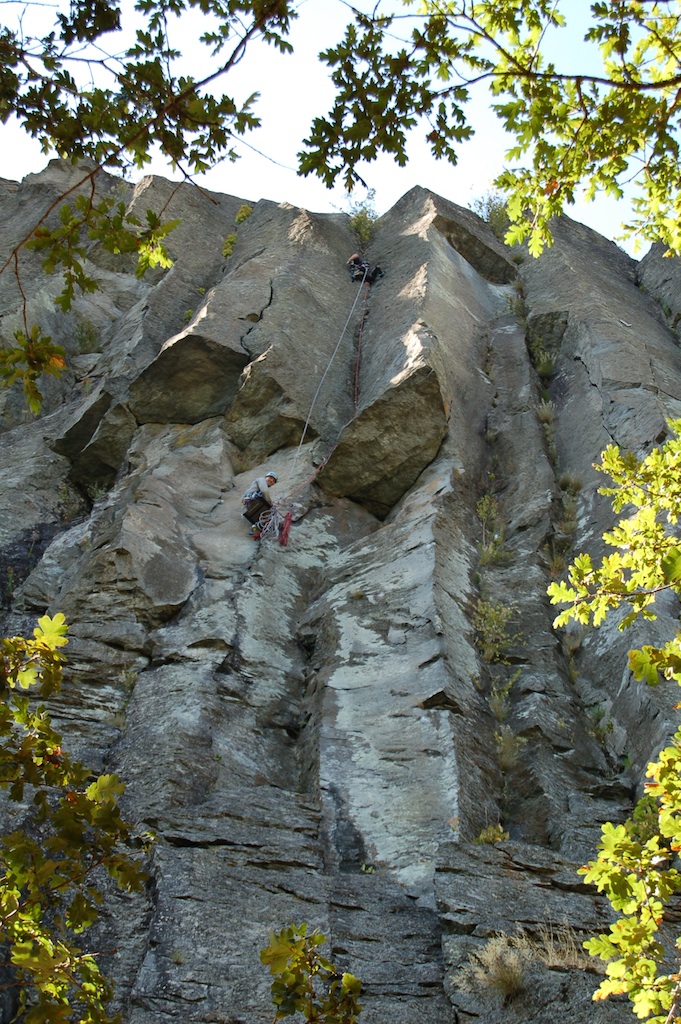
242 471 279 538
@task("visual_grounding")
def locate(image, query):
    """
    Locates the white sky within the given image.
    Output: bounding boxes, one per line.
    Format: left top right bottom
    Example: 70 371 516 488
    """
0 0 646 256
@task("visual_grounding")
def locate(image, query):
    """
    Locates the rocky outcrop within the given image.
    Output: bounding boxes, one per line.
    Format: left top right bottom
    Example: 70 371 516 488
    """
2 163 681 1023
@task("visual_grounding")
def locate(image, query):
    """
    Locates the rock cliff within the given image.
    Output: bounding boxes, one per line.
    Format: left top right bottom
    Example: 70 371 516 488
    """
2 161 681 1023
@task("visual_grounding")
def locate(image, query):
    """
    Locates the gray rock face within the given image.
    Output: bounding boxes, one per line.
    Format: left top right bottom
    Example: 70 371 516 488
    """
2 167 680 1023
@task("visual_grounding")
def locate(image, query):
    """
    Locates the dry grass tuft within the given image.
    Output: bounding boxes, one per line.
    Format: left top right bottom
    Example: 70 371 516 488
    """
458 935 528 1002
536 399 555 424
458 924 605 1004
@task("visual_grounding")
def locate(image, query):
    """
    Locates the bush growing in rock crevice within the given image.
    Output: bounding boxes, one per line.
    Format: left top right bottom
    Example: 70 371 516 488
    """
473 598 521 664
222 204 254 258
347 189 378 250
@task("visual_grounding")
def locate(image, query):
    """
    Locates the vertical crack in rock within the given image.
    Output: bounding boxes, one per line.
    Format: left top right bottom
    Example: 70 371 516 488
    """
477 312 630 855
238 278 274 355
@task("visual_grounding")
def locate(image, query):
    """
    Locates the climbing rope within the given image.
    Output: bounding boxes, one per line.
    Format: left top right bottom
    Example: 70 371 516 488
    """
293 265 368 465
266 266 371 547
273 442 339 546
257 505 282 541
353 282 370 414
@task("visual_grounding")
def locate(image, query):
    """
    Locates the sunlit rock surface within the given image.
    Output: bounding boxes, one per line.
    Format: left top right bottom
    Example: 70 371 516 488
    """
2 161 681 1022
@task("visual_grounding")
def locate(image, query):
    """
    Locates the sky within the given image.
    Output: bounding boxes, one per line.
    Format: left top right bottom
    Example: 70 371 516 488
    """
0 0 646 257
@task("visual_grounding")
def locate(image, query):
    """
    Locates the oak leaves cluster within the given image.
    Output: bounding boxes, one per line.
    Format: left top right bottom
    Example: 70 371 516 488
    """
0 614 149 1024
550 420 681 1022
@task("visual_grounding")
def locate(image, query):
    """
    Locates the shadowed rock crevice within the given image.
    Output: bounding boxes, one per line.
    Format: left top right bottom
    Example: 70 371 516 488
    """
127 335 250 424
457 299 630 860
432 211 517 284
239 281 274 356
226 365 315 463
68 403 139 490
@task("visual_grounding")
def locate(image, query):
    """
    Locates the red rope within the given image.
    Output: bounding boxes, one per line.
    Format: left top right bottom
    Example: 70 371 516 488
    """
353 282 370 414
274 442 338 547
278 510 293 546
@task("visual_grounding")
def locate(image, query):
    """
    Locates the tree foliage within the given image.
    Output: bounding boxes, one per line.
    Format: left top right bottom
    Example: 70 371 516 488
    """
579 750 681 1023
300 1 681 257
1 0 293 174
0 614 149 1023
0 325 67 415
548 421 681 1022
260 923 362 1023
548 420 681 685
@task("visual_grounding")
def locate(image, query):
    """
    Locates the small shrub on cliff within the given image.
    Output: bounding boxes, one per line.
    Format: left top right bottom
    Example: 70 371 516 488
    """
506 291 527 319
261 923 362 1023
476 494 500 545
479 529 513 566
222 206 254 258
347 189 378 249
459 934 528 1002
533 921 603 972
235 204 253 224
527 335 554 381
460 926 601 1003
473 823 509 845
557 471 583 495
488 669 521 723
542 420 558 465
473 598 521 663
470 191 510 241
544 542 567 579
476 494 513 565
495 724 528 772
222 231 238 257
554 496 578 537
536 399 555 424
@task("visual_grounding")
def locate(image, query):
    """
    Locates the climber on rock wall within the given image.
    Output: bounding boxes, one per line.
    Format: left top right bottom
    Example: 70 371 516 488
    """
241 471 278 538
347 253 383 284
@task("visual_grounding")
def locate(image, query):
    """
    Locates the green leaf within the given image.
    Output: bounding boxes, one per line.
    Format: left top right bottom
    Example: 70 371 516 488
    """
661 549 681 585
34 614 68 648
